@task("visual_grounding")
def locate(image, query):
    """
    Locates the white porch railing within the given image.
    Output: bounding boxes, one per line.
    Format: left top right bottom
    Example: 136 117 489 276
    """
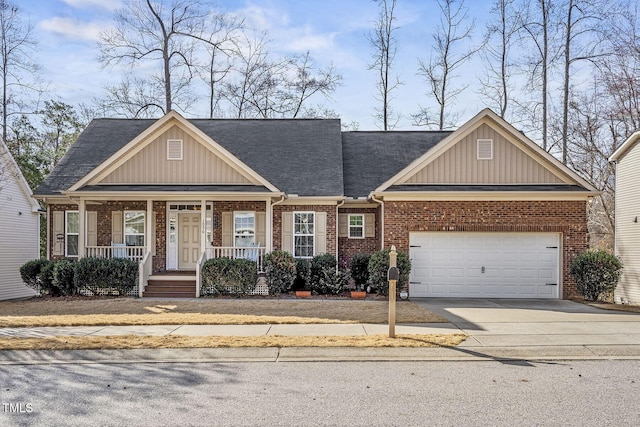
85 246 146 263
205 246 266 272
138 250 152 297
195 250 207 298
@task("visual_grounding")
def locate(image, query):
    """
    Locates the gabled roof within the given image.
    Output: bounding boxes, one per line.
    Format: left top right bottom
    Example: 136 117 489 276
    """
35 112 344 197
0 140 40 212
374 108 598 194
609 131 640 162
342 131 452 198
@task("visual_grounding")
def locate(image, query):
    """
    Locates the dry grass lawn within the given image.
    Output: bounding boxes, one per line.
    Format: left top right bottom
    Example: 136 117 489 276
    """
0 334 467 351
0 297 448 327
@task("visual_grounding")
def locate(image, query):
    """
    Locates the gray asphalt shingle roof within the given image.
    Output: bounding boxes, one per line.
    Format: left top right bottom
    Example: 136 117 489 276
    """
35 116 591 199
35 118 344 197
341 131 453 197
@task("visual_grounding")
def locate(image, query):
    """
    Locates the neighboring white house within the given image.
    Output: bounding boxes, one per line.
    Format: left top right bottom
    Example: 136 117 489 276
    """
0 141 40 301
609 131 640 305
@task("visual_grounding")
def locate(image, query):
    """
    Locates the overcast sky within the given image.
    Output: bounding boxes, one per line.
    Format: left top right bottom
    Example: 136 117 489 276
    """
22 0 494 130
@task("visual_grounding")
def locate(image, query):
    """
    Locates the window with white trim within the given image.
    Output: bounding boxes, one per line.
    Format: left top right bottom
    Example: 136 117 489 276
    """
477 139 493 160
294 212 314 258
65 211 79 257
124 211 145 246
234 212 255 247
348 214 364 239
167 139 183 160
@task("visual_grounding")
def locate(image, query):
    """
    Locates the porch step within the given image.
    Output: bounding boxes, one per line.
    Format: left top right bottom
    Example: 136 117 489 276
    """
143 279 196 298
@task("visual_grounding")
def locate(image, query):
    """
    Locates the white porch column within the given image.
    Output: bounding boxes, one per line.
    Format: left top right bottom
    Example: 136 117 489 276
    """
146 200 153 256
265 198 272 251
200 199 207 254
78 198 86 258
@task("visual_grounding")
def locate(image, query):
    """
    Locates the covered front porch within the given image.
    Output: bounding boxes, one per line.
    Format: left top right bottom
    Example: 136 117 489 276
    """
64 195 276 297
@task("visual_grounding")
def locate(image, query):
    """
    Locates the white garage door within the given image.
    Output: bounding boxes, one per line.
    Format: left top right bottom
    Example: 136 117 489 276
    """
409 232 560 298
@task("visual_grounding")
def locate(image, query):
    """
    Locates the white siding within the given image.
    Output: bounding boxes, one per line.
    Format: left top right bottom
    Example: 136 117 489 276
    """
614 142 640 304
0 152 39 301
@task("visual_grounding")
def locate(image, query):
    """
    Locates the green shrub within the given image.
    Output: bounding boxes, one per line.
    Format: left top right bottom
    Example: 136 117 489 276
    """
570 250 623 301
293 258 310 290
52 259 76 296
20 259 49 294
368 249 411 296
200 257 257 296
263 250 296 295
39 261 57 295
74 257 138 296
308 254 347 294
349 253 371 290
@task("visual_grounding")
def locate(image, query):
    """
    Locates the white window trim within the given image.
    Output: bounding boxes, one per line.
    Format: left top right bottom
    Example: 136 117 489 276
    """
233 211 256 247
348 214 365 239
65 211 79 257
293 211 315 258
124 211 145 247
167 139 183 160
477 139 493 160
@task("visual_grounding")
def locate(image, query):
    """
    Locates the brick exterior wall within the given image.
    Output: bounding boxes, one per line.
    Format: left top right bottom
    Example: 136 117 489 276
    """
383 200 589 299
273 205 337 256
338 207 381 269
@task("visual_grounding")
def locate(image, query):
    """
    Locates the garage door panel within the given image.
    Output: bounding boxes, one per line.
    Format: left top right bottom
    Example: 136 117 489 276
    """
409 232 559 299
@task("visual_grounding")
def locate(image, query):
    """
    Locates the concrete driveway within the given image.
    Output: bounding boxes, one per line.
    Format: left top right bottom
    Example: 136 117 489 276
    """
412 299 640 356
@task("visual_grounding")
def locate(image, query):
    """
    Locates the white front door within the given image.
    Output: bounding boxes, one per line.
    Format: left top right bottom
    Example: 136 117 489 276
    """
409 232 560 298
178 213 201 270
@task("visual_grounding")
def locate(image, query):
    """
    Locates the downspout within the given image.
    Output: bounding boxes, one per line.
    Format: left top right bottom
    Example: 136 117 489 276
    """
270 194 287 252
336 198 345 269
370 193 385 250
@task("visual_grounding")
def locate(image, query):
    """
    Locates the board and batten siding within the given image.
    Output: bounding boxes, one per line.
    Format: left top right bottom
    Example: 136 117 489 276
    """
403 123 565 185
100 125 252 185
614 142 640 305
0 154 39 300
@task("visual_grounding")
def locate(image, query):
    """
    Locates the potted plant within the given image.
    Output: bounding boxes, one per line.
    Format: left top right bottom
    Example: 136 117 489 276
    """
349 253 370 299
294 258 311 298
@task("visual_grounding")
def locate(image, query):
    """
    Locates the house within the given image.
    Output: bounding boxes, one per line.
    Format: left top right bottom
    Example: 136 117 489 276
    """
609 132 640 305
34 109 597 299
0 140 40 301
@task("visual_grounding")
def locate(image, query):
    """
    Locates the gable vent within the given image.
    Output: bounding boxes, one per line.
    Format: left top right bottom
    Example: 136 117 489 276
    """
477 139 493 160
167 139 183 160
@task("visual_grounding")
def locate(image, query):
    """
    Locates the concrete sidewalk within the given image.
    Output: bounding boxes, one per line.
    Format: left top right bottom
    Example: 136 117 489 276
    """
1 299 639 363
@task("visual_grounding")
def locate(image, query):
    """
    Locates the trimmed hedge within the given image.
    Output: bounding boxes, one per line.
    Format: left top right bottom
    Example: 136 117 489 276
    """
308 254 349 294
74 257 138 296
368 249 411 296
349 253 371 290
570 250 623 301
263 250 296 295
19 258 76 296
200 257 258 296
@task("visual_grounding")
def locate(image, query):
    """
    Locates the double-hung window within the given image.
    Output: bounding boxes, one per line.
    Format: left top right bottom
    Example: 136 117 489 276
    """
234 212 255 247
294 212 314 258
124 211 145 246
348 214 364 238
65 211 79 257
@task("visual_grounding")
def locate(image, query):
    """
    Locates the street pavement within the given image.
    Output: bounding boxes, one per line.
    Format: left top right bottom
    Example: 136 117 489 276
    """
1 299 639 363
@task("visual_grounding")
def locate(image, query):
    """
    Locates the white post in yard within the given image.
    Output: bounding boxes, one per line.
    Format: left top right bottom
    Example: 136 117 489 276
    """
388 245 399 338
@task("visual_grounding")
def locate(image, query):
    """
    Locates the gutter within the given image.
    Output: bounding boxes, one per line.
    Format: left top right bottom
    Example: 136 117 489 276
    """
336 198 345 268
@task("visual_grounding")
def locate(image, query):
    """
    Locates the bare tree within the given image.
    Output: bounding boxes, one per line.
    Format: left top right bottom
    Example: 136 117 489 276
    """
222 34 341 119
414 0 476 130
479 0 521 119
558 0 608 164
520 0 557 151
368 0 401 130
99 0 237 116
0 0 41 144
95 76 166 118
